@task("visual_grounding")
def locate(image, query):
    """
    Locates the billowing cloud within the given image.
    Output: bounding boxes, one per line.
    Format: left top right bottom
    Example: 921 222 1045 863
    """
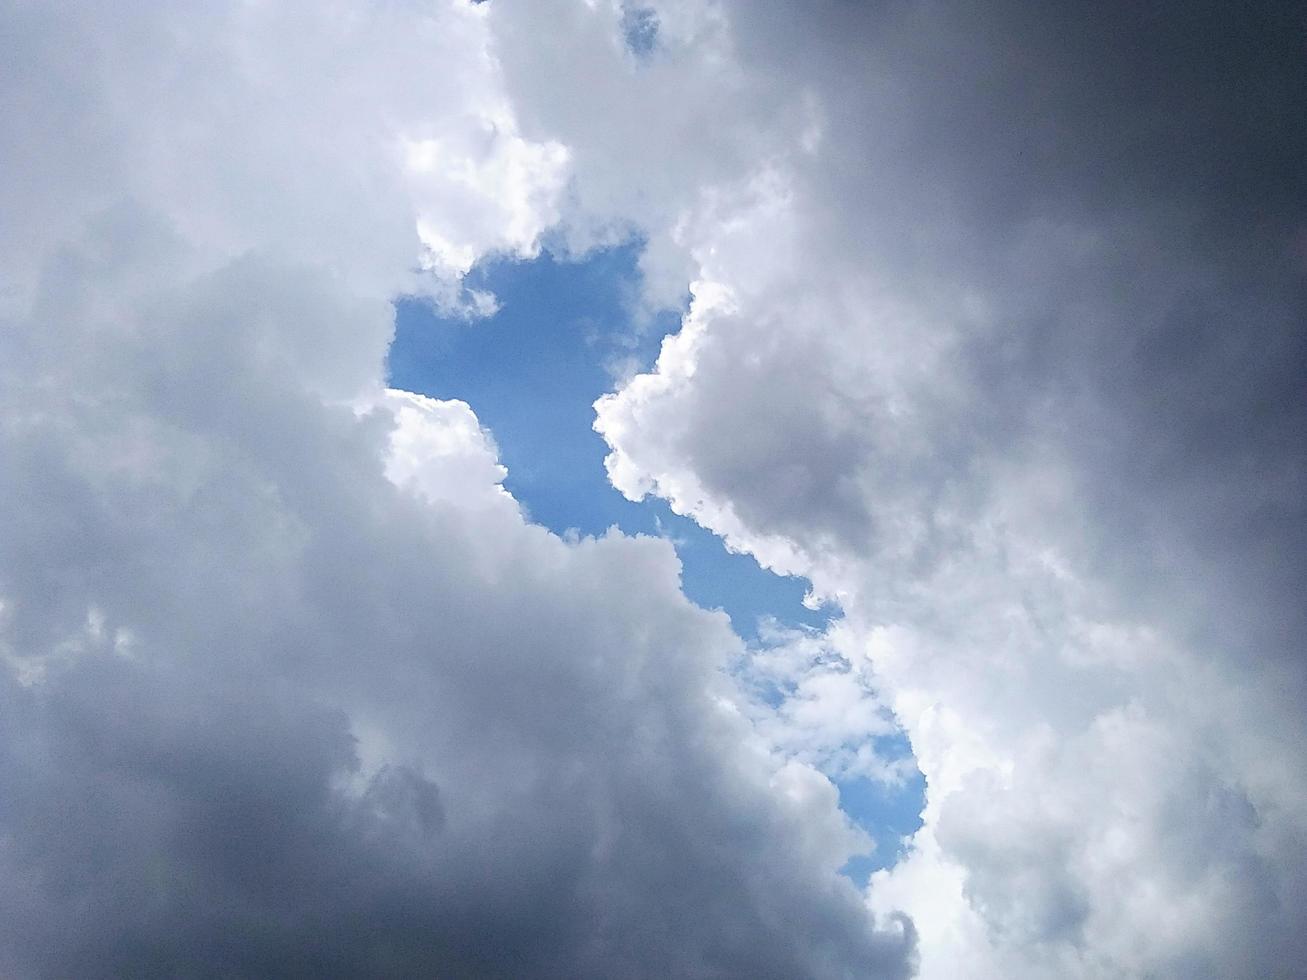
5 0 1303 977
0 1 916 977
581 1 1307 977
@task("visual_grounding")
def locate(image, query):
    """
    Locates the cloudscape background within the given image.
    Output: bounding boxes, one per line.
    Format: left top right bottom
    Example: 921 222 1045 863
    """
1 1 1303 978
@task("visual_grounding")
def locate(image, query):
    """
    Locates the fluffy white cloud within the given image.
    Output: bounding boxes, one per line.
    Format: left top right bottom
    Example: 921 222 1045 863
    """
0 0 567 320
0 1 917 976
731 619 911 789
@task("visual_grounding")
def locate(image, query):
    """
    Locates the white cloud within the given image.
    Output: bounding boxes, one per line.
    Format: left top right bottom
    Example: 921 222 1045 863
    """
0 1 916 976
376 389 517 516
731 620 909 788
0 0 569 321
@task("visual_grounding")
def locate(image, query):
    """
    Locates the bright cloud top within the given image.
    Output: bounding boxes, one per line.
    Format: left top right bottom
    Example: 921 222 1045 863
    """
2 1 1304 979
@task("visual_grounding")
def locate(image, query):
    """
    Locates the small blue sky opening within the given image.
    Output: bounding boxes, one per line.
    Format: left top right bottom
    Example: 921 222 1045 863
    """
621 5 659 58
838 757 927 882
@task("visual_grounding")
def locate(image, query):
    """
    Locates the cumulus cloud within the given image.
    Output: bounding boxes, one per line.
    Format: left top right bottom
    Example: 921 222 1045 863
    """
0 1 917 977
6 0 1304 977
580 0 1307 976
0 0 565 318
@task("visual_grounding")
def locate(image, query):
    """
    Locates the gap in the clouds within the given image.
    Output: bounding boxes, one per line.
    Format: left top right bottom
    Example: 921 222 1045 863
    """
621 6 659 57
837 771 926 883
388 243 828 641
386 243 924 874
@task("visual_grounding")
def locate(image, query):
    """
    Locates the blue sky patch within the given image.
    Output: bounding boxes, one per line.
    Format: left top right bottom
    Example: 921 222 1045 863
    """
621 5 659 58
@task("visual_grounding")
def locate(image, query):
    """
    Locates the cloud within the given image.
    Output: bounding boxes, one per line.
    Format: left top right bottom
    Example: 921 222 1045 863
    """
5 0 1303 976
0 2 916 977
0 0 565 318
579 1 1307 976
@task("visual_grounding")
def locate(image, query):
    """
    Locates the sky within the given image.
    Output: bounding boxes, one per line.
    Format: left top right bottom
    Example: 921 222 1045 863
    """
388 244 831 639
388 244 925 872
1 1 1304 979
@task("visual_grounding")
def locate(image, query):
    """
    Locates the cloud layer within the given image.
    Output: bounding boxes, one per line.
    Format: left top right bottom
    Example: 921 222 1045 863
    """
586 1 1307 976
3 1 1303 978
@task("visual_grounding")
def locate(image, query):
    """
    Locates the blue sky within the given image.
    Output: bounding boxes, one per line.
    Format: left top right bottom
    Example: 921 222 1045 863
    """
388 243 924 875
